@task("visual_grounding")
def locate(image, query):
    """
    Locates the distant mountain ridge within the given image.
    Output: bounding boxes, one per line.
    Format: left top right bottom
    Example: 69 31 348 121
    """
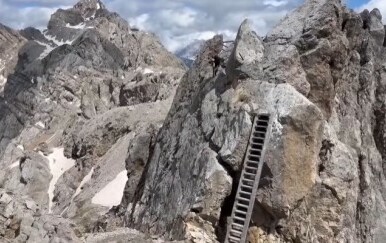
175 39 205 67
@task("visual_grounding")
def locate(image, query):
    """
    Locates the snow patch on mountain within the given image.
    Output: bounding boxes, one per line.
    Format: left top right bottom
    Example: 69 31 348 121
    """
8 160 20 169
40 148 75 213
136 67 155 75
0 75 6 93
35 41 55 59
43 32 74 46
0 58 4 72
35 121 45 129
65 22 94 30
65 23 86 29
91 170 127 207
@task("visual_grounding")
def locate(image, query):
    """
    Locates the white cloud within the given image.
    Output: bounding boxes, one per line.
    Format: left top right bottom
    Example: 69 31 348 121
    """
160 8 197 28
264 0 289 7
0 0 70 29
122 0 301 52
356 0 386 23
162 30 236 53
0 0 303 52
128 13 150 30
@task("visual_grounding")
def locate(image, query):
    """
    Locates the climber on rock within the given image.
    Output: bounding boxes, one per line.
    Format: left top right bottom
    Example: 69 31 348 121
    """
209 54 222 77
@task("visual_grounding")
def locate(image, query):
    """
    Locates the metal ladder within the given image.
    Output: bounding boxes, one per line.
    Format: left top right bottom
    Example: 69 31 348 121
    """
224 114 272 243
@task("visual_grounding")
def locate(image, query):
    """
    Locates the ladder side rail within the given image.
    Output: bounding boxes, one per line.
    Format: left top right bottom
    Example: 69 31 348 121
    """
239 115 273 243
225 115 260 243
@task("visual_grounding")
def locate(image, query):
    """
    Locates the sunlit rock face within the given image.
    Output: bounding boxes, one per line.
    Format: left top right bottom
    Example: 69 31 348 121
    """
124 1 386 242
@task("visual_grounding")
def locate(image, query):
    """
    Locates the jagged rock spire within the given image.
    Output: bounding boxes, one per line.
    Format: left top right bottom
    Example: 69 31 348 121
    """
73 0 105 14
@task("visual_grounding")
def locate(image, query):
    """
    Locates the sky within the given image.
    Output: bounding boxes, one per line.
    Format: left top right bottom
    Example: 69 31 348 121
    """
0 0 384 52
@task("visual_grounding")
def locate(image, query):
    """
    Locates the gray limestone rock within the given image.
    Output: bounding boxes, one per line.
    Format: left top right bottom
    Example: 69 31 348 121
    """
226 19 264 82
122 0 386 242
0 189 82 242
4 0 386 242
0 0 185 241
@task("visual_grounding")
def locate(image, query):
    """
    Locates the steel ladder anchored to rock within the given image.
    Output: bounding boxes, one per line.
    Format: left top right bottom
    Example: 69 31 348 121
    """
224 113 272 243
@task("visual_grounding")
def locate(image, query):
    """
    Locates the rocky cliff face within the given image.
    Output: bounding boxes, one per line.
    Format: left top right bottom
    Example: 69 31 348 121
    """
0 0 185 242
121 0 386 242
2 0 386 242
0 24 26 96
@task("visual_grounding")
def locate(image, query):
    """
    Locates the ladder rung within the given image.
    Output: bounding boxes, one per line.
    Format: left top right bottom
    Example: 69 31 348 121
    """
243 172 256 177
235 209 247 215
245 165 258 171
249 148 262 152
252 134 265 139
239 191 252 196
253 130 265 134
249 153 261 158
232 222 245 229
241 184 253 189
237 197 250 202
231 225 242 231
241 178 254 183
231 229 242 236
233 216 246 222
246 160 259 165
228 235 241 242
230 232 242 239
236 203 248 209
245 166 257 171
252 136 264 140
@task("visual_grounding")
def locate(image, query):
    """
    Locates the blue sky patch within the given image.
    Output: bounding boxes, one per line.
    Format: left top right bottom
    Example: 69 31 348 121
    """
348 0 368 8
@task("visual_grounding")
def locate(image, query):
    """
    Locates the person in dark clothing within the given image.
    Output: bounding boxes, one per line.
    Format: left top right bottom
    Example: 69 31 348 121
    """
210 55 222 77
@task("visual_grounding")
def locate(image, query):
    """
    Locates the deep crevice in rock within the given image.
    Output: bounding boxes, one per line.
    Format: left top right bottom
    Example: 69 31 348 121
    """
216 164 240 243
321 183 342 204
341 18 348 31
355 152 367 241
383 26 386 47
373 106 386 161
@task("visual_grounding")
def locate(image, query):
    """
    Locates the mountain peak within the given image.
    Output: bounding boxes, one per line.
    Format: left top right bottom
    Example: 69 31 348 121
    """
73 0 105 13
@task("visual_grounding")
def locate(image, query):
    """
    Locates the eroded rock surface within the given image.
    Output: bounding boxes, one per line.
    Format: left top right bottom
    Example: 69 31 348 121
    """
124 1 386 243
3 0 386 242
0 0 185 241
